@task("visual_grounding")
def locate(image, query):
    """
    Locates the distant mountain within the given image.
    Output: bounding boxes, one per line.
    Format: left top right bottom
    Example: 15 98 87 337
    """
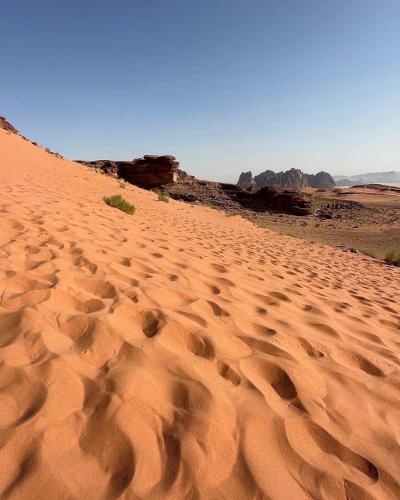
334 171 400 186
237 168 335 190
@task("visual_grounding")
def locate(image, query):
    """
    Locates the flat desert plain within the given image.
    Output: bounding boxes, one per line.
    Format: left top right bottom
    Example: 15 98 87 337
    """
0 128 400 499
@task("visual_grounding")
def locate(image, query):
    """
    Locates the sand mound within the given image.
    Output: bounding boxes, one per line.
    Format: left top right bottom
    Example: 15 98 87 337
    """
0 128 400 499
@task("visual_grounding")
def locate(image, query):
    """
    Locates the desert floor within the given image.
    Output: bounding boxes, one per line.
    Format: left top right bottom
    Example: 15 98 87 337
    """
257 186 400 259
1 128 400 499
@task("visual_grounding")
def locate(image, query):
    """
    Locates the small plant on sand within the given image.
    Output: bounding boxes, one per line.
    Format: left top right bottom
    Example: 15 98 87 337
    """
118 179 127 189
157 191 169 203
385 250 400 267
103 194 135 215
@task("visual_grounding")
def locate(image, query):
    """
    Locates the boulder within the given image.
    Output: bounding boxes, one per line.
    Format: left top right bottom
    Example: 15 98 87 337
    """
120 155 179 188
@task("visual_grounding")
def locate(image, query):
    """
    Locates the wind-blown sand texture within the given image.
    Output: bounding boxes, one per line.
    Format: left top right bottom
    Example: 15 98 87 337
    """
0 128 400 500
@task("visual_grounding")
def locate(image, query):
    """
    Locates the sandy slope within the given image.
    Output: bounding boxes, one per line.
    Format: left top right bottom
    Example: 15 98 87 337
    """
0 129 400 500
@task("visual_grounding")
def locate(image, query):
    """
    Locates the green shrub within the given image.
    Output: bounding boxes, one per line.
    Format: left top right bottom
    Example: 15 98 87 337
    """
104 194 135 214
157 191 169 203
385 251 400 267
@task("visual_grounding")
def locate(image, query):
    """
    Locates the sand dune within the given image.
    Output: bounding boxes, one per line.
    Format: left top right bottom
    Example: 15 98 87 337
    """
0 128 400 499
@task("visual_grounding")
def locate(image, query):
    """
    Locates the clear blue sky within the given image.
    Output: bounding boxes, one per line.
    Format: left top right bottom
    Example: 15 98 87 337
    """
1 0 399 182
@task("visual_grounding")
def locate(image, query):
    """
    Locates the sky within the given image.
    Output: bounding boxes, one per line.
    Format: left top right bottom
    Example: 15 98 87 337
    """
1 0 400 182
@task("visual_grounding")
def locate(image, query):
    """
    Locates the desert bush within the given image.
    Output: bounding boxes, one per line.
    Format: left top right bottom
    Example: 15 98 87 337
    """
157 191 169 202
385 251 400 267
104 194 135 214
118 179 127 189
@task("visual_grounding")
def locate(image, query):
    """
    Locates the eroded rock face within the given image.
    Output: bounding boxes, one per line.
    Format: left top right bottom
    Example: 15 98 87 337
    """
306 171 335 189
237 171 254 187
253 168 308 190
120 155 179 189
239 168 335 190
77 155 179 188
0 116 19 134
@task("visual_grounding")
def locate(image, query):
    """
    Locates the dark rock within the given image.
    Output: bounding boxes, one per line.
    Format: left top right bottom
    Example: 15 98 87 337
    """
121 156 179 188
254 168 309 190
164 172 312 216
306 171 335 189
0 116 19 134
77 160 119 177
254 170 278 188
315 200 363 219
237 171 254 187
240 168 335 190
77 155 179 188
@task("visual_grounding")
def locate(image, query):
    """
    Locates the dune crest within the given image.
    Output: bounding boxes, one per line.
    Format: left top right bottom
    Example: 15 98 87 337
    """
0 129 400 499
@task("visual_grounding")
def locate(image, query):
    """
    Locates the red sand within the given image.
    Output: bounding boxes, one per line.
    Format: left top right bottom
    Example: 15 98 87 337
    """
0 128 400 499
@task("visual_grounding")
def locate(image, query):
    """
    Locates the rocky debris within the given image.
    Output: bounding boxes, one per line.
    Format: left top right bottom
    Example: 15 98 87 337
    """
237 171 254 187
238 168 335 189
0 116 19 134
316 201 363 219
77 160 119 177
77 155 179 188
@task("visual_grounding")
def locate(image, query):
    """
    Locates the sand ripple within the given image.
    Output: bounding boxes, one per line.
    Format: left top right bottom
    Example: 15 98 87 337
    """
0 129 400 498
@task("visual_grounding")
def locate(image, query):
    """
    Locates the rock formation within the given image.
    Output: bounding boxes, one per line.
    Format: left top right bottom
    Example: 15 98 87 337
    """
162 171 312 216
78 157 312 215
306 171 335 189
120 155 179 189
77 155 179 189
254 170 279 188
238 168 335 189
237 171 254 187
0 116 19 135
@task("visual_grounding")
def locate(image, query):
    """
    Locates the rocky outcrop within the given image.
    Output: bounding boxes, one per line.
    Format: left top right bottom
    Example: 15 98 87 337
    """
78 156 311 215
163 171 312 216
77 160 119 176
237 171 254 187
0 116 19 134
238 168 335 189
254 170 279 188
254 169 309 190
305 171 335 189
77 155 179 189
120 155 179 189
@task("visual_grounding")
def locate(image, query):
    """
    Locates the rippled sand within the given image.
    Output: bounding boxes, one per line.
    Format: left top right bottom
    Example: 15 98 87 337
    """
0 128 400 499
